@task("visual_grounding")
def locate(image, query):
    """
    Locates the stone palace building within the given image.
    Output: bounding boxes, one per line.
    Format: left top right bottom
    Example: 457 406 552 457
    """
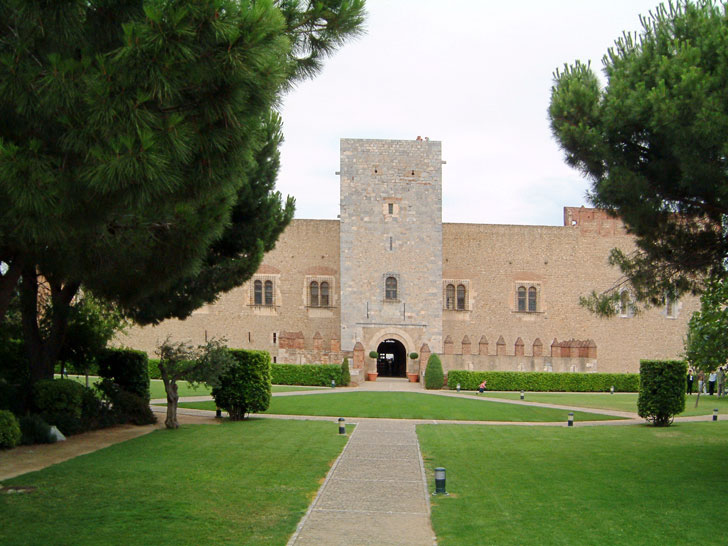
120 138 697 384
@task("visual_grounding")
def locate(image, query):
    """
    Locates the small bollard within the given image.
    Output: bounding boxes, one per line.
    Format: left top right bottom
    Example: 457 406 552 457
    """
338 417 346 434
331 379 336 388
215 408 222 418
610 386 615 395
568 412 574 427
713 408 719 421
456 383 461 393
434 467 447 495
520 390 525 400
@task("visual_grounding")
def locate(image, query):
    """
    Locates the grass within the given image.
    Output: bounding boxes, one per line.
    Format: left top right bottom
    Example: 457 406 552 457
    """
179 392 622 421
418 421 728 545
458 390 728 416
0 419 348 546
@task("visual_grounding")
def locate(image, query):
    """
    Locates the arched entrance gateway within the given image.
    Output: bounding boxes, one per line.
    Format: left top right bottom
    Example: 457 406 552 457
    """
375 339 407 378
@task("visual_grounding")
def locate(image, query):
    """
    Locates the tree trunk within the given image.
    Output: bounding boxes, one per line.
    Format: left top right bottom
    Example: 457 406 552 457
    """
20 268 80 384
0 256 22 324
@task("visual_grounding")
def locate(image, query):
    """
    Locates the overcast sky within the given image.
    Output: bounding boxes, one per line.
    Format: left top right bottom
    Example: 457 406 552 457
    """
276 0 664 226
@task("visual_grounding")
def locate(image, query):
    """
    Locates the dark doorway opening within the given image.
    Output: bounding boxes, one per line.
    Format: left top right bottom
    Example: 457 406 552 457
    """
376 339 407 378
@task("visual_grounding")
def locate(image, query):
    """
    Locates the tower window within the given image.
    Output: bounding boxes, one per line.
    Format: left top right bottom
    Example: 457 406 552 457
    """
446 284 455 309
457 284 466 310
388 203 394 214
528 286 537 312
254 280 263 305
264 280 273 306
385 276 398 300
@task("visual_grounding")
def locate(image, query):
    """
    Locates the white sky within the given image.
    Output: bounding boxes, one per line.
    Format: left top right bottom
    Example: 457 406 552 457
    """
276 0 663 226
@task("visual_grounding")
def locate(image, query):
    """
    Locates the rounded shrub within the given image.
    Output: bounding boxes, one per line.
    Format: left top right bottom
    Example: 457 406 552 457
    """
369 351 378 359
0 409 21 449
340 358 351 386
425 354 444 390
409 352 419 360
33 378 91 435
113 391 157 426
638 359 687 426
19 414 55 445
212 350 272 420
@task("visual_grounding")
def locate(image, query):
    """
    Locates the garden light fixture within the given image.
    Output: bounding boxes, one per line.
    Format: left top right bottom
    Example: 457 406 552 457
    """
434 467 447 495
568 412 574 427
338 417 346 434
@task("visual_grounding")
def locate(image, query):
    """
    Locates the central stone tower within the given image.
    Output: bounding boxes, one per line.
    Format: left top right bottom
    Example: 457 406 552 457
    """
339 138 443 374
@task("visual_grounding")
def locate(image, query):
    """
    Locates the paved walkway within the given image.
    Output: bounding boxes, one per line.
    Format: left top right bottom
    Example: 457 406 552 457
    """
288 419 436 545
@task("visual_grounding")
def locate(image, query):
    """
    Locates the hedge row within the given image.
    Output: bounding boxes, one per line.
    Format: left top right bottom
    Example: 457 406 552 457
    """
446 370 640 392
271 363 342 386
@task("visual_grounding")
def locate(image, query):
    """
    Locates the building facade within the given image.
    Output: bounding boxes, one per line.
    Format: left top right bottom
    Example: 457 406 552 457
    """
120 138 696 383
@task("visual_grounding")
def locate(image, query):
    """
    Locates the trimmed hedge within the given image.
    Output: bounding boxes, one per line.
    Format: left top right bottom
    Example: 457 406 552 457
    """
148 358 162 379
425 354 444 390
638 359 687 426
98 348 150 400
212 350 272 420
0 409 21 449
271 363 342 386
446 370 640 392
340 358 351 386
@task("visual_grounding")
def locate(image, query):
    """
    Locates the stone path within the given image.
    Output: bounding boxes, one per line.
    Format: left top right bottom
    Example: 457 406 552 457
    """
287 419 436 546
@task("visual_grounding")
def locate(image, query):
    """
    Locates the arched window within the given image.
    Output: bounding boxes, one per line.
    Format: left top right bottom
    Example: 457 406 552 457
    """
320 281 329 307
517 286 526 312
457 284 466 310
264 280 273 306
386 276 398 300
309 281 319 307
528 286 537 312
446 284 455 309
254 280 263 305
619 291 630 316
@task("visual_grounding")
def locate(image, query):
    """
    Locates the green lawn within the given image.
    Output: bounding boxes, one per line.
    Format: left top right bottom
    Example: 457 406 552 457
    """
418 421 728 545
461 390 728 416
179 392 622 421
0 420 348 546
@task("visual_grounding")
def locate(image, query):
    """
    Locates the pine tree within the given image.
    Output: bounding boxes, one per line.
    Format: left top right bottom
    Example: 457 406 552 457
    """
549 0 728 311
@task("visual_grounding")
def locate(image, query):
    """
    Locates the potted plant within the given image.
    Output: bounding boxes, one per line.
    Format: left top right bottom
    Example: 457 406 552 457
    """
407 352 420 382
368 351 378 381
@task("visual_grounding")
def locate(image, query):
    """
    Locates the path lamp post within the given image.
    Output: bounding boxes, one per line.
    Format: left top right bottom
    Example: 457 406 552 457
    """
567 412 574 427
610 386 615 395
456 383 460 393
338 417 346 434
433 467 447 495
520 390 524 400
331 379 336 388
713 408 719 422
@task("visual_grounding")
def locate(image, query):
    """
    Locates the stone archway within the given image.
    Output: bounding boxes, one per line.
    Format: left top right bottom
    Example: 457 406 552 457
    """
376 339 407 378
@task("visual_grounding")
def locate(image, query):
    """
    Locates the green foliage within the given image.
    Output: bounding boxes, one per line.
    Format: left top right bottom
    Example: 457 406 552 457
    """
340 358 351 386
147 358 162 379
98 348 150 401
369 351 378 359
0 409 21 448
447 370 640 392
212 350 272 420
58 293 127 374
685 276 728 373
424 354 444 390
19 414 55 445
638 360 687 426
32 378 87 435
549 1 728 305
112 390 157 426
271 363 342 386
409 352 419 360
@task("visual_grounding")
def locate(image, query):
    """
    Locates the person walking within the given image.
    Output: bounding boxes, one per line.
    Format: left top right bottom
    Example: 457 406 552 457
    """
718 366 726 397
687 368 694 395
708 370 717 395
